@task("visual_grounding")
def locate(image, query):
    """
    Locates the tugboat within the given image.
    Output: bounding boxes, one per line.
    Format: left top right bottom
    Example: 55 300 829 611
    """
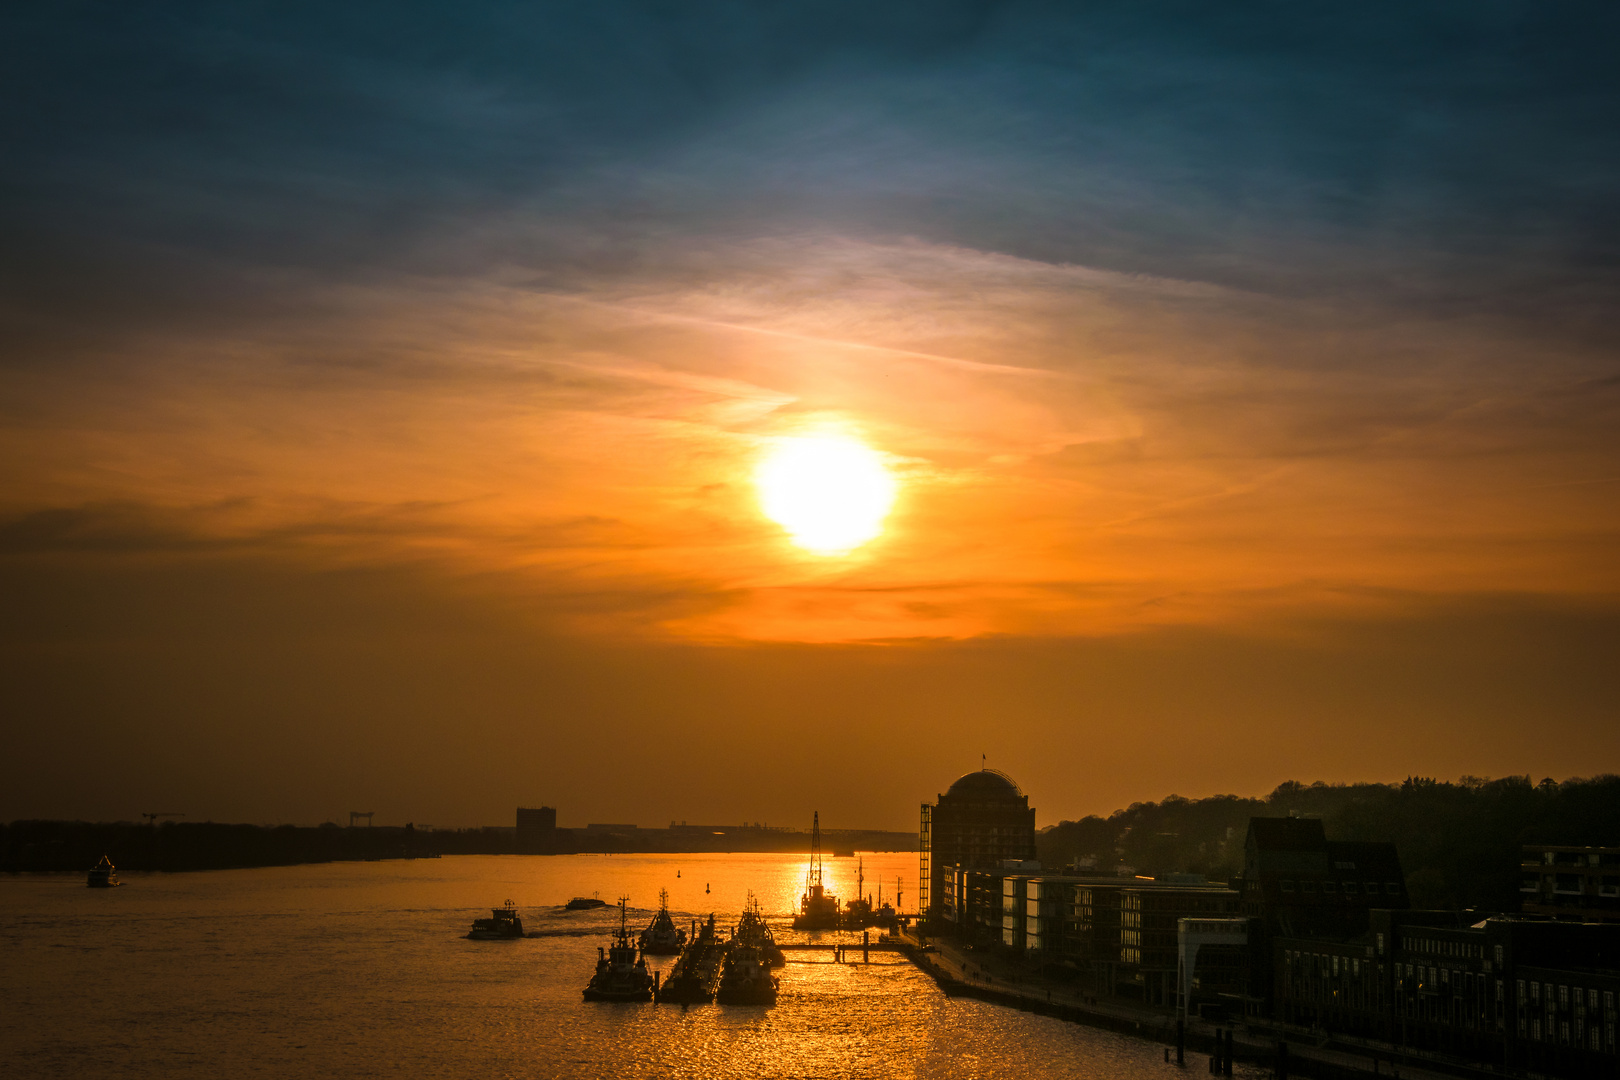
582 898 655 1002
467 899 525 939
638 888 687 955
566 896 608 911
843 857 874 928
717 901 780 1007
87 855 120 888
791 811 840 930
733 893 785 967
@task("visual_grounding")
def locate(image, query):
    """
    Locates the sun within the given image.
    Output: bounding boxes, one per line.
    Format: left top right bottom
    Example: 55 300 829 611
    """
755 435 897 554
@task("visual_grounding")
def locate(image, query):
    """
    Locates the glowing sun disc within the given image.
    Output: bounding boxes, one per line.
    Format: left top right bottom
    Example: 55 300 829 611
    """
755 436 896 553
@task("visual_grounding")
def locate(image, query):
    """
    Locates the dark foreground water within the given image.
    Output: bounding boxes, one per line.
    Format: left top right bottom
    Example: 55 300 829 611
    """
2 853 1265 1079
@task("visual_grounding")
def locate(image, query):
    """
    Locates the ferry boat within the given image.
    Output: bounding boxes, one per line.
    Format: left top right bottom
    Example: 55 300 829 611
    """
86 855 120 888
467 900 524 939
638 888 687 955
582 898 655 1002
566 896 608 910
791 811 840 930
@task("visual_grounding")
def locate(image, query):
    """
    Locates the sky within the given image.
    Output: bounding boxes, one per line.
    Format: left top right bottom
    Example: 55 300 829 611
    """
3 2 1618 830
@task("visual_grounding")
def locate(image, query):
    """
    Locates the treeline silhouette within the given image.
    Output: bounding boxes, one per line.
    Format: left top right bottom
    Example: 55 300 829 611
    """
1034 774 1620 912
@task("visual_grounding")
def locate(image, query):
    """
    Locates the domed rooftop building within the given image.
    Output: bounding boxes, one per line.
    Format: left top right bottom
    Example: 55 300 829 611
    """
920 768 1036 921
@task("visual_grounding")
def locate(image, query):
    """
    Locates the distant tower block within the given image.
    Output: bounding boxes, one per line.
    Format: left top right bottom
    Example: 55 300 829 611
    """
517 806 558 853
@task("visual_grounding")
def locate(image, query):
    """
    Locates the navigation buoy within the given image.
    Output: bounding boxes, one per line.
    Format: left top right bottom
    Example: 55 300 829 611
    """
706 883 710 894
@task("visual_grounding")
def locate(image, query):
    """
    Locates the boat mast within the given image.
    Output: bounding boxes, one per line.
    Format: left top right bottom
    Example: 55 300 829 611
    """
809 810 823 889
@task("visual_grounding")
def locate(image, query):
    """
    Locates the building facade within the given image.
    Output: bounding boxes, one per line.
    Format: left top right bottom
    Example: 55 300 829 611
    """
919 769 1036 919
1272 912 1620 1077
1521 845 1620 922
515 805 557 853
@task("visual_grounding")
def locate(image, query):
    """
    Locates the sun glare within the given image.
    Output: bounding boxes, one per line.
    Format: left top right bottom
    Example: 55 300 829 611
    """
755 436 897 554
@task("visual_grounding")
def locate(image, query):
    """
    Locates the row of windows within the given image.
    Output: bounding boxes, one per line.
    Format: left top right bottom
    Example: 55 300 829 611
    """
1286 950 1366 978
1404 937 1489 961
1521 981 1616 1012
1521 1017 1617 1051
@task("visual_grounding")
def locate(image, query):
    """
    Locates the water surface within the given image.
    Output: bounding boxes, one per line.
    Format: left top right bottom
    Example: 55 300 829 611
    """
2 853 1262 1078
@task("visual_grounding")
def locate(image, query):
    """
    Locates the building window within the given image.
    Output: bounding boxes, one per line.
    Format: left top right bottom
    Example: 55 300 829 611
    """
1322 881 1338 894
1302 881 1316 893
1386 882 1401 894
1281 880 1295 892
1496 945 1504 964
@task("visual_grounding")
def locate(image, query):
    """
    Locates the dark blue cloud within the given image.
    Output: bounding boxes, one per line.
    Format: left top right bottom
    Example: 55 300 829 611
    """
4 1 1618 347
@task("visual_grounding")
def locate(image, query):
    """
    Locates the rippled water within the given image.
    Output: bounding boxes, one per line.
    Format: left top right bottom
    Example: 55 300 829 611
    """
2 854 1262 1079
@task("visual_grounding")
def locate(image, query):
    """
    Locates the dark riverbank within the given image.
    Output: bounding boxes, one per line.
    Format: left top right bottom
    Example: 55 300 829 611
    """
0 819 916 873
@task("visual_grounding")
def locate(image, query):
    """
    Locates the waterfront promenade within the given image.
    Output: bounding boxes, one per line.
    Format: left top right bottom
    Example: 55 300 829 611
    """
896 928 1483 1080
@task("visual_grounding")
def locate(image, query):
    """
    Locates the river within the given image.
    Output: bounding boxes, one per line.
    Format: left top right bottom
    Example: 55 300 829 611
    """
1 852 1265 1078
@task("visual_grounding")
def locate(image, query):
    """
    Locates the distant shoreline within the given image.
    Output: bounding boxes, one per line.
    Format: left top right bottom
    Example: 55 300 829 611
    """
0 819 917 874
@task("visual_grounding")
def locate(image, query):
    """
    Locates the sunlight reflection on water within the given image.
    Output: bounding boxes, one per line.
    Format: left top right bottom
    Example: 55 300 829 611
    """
1 854 1266 1079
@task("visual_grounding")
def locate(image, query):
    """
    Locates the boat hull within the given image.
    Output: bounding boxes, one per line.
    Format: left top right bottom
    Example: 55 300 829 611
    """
582 986 653 1002
716 981 778 1006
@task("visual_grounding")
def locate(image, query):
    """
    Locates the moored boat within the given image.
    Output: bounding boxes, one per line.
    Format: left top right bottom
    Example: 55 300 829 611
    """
791 811 840 930
582 898 655 1002
733 893 785 966
638 888 687 955
467 899 524 939
716 935 779 1006
656 914 723 1004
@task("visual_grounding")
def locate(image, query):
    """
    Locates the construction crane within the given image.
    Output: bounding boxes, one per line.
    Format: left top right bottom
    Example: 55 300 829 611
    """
142 812 185 825
349 811 375 828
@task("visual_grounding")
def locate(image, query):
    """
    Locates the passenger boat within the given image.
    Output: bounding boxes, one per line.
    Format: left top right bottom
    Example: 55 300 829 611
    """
582 898 655 1002
86 855 120 888
791 811 841 930
566 896 608 910
467 899 524 939
638 888 687 955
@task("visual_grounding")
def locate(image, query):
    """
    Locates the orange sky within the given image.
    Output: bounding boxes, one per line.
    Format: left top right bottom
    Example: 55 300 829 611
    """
3 5 1618 827
5 237 1615 645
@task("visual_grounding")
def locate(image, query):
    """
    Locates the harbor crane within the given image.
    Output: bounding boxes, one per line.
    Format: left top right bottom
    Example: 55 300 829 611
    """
141 812 185 825
349 811 375 827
